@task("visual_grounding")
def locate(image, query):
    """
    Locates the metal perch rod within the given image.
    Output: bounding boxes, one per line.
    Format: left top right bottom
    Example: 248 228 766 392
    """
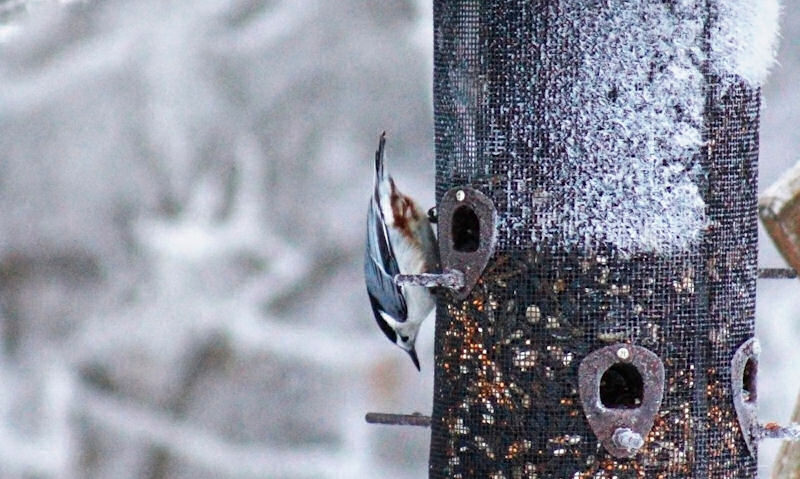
397 268 793 285
365 412 431 427
364 415 800 442
395 270 465 289
757 268 798 279
756 422 800 441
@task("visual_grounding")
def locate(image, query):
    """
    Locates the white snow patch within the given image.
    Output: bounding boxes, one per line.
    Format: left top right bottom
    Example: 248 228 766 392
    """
529 1 708 255
710 0 781 85
0 24 22 43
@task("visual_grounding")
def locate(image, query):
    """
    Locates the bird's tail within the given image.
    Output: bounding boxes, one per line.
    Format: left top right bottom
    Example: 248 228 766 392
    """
374 131 387 184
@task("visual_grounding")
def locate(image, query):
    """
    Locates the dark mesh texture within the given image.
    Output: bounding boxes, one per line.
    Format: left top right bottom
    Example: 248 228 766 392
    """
429 2 758 477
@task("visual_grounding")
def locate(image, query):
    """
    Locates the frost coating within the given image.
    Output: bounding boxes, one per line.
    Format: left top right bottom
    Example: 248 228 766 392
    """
710 0 780 86
530 2 708 255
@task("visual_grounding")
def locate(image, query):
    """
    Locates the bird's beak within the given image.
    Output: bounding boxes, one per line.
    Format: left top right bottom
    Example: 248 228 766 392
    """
407 347 421 371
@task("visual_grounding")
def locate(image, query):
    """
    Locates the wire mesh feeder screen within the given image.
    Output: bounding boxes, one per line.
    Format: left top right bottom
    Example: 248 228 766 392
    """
430 1 758 477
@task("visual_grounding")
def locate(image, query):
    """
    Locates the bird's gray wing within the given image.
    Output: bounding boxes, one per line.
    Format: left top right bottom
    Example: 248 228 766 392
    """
365 197 408 322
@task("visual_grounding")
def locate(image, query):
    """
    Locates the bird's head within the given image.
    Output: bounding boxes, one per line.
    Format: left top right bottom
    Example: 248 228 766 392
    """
373 311 421 371
394 329 420 371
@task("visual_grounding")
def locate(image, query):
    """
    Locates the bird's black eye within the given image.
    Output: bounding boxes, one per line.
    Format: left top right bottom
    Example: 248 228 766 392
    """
399 334 409 343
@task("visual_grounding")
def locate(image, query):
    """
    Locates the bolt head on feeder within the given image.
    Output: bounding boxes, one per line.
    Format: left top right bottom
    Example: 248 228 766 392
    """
616 347 631 361
612 427 644 452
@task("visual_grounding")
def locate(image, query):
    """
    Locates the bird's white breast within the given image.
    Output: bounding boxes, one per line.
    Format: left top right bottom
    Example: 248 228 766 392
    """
390 228 434 326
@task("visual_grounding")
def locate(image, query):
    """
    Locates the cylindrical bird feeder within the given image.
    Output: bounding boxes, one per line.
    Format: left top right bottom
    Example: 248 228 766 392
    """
429 1 762 477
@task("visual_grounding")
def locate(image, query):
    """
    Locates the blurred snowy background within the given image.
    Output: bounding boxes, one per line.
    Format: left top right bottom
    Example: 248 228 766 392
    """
0 1 796 478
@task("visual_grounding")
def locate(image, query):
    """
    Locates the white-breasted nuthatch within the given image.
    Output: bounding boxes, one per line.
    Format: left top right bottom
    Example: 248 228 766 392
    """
364 132 439 370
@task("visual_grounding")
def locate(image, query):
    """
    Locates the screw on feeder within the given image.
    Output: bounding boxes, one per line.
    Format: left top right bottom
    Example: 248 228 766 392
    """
612 427 644 453
616 346 631 361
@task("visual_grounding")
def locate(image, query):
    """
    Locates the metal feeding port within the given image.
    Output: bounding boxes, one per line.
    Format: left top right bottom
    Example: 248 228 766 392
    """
393 186 496 294
436 186 497 299
578 344 665 458
731 338 759 457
